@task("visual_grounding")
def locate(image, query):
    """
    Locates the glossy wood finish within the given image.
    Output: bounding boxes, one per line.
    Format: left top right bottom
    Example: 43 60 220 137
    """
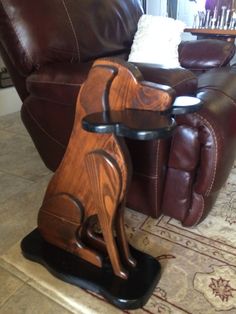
37 58 175 279
21 228 162 310
82 110 175 140
82 95 203 139
184 28 236 42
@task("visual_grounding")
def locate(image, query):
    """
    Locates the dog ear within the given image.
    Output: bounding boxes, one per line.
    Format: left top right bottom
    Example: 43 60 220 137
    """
78 62 117 114
91 58 175 112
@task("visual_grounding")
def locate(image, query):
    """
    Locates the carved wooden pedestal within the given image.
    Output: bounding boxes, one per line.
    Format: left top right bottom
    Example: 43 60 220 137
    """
21 58 202 309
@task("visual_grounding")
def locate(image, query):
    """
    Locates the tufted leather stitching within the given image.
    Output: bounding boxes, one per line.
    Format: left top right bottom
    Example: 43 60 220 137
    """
61 0 81 62
194 112 218 197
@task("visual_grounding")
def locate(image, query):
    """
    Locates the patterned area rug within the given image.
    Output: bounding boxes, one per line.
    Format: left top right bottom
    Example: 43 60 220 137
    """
1 162 236 313
126 160 236 314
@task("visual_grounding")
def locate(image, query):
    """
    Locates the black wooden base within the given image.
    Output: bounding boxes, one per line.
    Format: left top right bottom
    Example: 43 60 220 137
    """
21 229 161 310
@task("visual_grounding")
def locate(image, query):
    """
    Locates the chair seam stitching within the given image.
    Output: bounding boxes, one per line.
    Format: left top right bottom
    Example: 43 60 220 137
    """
192 194 205 225
27 79 82 86
172 76 196 88
194 112 218 196
154 140 160 216
132 171 158 179
25 95 76 107
61 0 81 61
24 105 67 148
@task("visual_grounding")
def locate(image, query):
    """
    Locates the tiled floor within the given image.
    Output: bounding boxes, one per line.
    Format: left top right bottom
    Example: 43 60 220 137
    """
0 112 73 313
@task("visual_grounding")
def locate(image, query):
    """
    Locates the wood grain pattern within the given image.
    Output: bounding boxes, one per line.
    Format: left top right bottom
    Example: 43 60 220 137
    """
184 28 236 42
38 58 175 279
85 150 128 279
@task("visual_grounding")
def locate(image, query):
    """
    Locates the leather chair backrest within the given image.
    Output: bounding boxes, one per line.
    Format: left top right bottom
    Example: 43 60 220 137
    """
0 0 143 76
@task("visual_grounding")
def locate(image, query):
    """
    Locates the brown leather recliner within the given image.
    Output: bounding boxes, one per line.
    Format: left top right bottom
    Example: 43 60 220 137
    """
1 0 236 226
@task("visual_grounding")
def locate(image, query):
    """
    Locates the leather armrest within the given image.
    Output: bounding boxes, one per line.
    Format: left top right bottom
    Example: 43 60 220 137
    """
131 62 197 96
197 66 236 101
178 39 235 71
162 67 236 226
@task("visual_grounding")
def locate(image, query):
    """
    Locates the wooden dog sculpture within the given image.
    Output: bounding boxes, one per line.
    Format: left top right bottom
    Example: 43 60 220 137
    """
37 58 175 280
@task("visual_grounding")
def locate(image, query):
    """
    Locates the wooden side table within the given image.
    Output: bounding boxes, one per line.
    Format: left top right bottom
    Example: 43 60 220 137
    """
20 58 202 309
184 28 236 42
